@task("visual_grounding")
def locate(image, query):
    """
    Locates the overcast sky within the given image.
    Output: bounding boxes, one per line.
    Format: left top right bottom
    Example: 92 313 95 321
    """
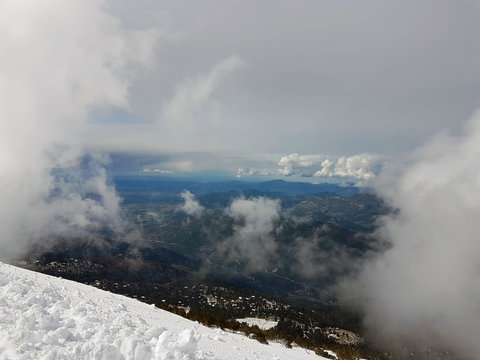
94 0 480 179
7 0 480 180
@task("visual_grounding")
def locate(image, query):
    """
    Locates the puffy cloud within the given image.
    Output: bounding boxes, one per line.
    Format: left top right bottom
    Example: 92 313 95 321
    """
218 197 280 271
314 153 383 180
0 0 157 259
350 110 480 358
277 154 325 177
276 153 383 180
178 190 204 216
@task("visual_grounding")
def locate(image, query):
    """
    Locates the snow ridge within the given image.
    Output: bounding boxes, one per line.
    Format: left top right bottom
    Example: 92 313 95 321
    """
0 263 325 359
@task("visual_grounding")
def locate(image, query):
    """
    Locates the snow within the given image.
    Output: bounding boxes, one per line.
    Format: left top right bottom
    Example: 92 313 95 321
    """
236 318 278 330
0 262 327 359
324 349 338 358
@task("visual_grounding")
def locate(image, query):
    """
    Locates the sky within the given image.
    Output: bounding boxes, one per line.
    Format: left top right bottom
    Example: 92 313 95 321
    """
2 1 479 182
79 0 480 180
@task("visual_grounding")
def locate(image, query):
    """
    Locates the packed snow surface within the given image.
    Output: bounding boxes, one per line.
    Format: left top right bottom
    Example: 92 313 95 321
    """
0 262 327 359
236 318 278 330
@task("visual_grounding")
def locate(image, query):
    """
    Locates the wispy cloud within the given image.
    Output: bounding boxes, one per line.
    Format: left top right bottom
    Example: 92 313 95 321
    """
178 190 204 216
160 56 244 140
142 168 173 174
218 197 280 272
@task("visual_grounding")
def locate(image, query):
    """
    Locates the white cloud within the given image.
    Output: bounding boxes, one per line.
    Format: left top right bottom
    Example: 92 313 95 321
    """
314 153 383 180
218 197 280 271
277 154 325 177
178 190 204 216
0 0 158 259
276 153 383 180
236 167 273 178
350 110 480 358
160 56 244 141
142 168 173 174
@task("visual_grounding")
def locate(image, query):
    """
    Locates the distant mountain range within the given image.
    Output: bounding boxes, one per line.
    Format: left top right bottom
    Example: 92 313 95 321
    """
113 176 368 197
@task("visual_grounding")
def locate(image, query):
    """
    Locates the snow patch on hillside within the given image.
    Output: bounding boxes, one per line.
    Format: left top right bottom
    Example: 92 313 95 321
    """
236 318 278 330
0 262 326 359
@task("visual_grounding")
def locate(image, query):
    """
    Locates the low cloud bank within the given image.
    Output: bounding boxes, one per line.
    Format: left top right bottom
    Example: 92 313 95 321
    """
350 111 480 358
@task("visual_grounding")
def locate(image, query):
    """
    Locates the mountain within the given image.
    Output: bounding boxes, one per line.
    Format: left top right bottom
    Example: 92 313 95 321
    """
113 176 364 198
0 262 328 359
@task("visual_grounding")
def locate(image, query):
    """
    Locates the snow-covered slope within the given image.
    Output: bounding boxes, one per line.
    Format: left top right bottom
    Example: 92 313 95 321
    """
0 262 326 359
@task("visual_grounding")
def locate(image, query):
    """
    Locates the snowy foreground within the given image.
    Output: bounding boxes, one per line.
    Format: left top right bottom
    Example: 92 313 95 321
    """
0 262 327 359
